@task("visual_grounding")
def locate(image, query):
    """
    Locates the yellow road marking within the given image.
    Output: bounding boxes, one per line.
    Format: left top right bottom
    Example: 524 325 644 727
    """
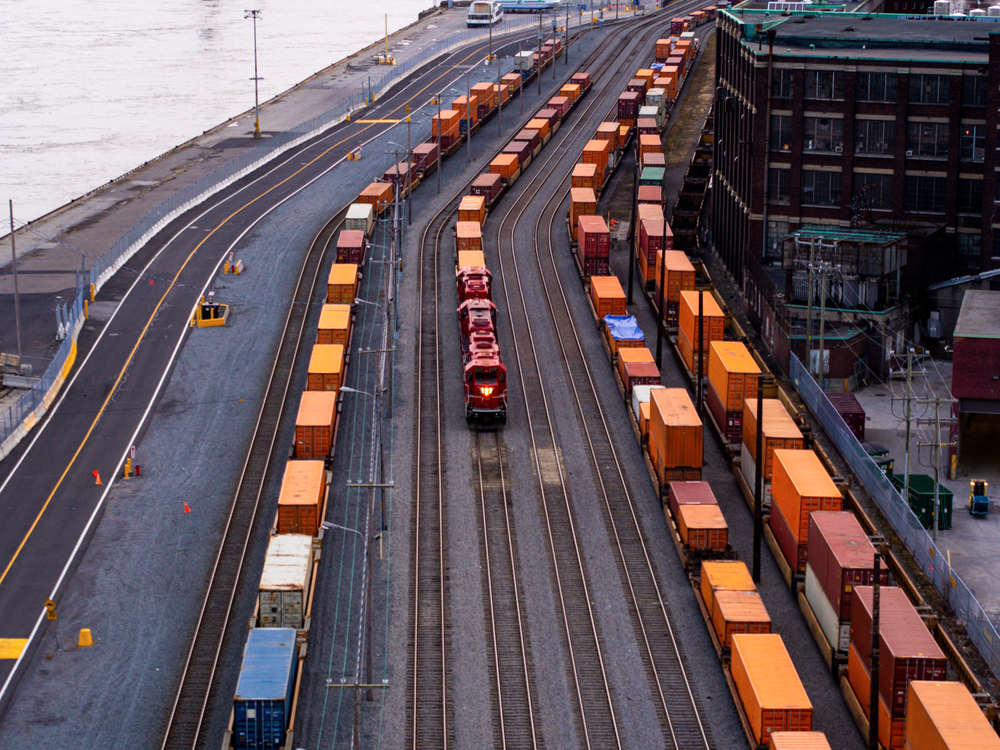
356 119 401 123
0 39 491 592
0 639 28 659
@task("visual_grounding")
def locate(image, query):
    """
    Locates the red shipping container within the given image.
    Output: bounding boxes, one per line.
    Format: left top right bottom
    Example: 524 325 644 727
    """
595 122 620 153
707 379 742 444
335 229 366 264
571 72 591 90
514 128 541 152
411 141 439 173
471 172 503 205
537 108 560 128
503 139 532 167
623 360 660 392
643 152 666 170
637 185 662 207
548 95 570 118
768 496 807 574
618 91 641 122
581 255 609 277
577 215 609 257
808 512 884 625
640 216 673 266
851 586 947 719
626 78 648 102
667 480 718 523
638 118 659 136
826 392 866 443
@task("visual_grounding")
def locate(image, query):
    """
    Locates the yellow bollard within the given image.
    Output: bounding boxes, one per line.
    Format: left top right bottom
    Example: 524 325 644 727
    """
123 458 131 478
78 629 93 648
84 299 89 319
90 283 96 302
224 260 230 274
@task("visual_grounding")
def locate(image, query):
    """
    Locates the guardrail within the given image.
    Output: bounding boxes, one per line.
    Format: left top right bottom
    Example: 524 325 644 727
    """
0 14 550 454
789 351 1000 679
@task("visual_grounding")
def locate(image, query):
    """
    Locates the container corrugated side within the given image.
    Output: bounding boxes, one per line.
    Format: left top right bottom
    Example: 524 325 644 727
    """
306 344 345 392
676 504 727 550
771 449 842 544
851 586 947 718
678 290 724 372
233 628 298 750
294 391 337 459
667 480 717 521
277 461 326 536
731 634 812 745
259 534 313 629
317 304 351 346
590 276 626 318
741 398 803 476
905 681 1000 750
847 642 905 750
648 387 702 471
699 560 755 619
804 563 845 652
768 731 833 749
707 340 760 412
712 589 771 649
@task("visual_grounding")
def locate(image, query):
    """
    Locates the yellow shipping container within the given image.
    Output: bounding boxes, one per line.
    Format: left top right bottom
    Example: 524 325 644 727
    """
771 449 842 544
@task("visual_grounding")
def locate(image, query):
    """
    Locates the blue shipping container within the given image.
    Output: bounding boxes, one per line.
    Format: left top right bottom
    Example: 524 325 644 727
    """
234 628 298 750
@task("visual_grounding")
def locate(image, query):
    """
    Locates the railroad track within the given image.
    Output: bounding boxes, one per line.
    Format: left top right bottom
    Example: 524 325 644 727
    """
490 6 716 749
159 209 344 750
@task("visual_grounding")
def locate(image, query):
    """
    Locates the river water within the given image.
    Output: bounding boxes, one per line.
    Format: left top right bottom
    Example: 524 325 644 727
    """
2 0 431 225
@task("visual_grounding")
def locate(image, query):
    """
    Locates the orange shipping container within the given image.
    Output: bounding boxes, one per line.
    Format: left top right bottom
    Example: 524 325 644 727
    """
676 504 728 551
639 133 662 158
570 186 597 233
769 732 833 750
678 290 725 374
649 387 702 473
359 181 393 213
731 634 813 746
294 391 337 459
527 117 550 139
655 38 673 60
771 450 842 544
457 250 486 270
618 123 631 146
707 341 761 413
494 82 510 106
636 68 656 89
432 109 461 138
327 263 358 304
455 221 483 252
581 139 611 176
699 560 756 619
277 460 327 536
317 303 352 346
459 195 487 225
595 122 620 153
451 95 477 124
502 72 522 91
589 276 626 319
560 82 581 102
712 589 771 649
654 250 696 304
742 399 804 477
906 680 1000 750
307 344 345 392
490 153 519 182
639 400 651 438
471 82 495 109
572 162 599 190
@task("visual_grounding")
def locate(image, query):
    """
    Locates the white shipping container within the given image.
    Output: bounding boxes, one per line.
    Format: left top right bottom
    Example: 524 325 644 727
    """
739 441 773 506
632 384 666 426
259 534 314 630
345 203 375 235
804 562 848 652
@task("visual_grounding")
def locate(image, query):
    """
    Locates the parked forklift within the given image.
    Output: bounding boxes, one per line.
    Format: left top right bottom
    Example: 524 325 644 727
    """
969 480 990 517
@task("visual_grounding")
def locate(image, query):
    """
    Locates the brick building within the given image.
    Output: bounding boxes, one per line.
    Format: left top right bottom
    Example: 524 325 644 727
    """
711 5 1000 376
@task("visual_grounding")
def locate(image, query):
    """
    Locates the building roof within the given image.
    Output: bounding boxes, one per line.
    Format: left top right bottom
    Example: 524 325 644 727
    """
727 6 996 63
954 290 1000 339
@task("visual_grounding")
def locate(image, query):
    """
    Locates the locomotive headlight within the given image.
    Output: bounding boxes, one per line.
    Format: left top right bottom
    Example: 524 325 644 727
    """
480 386 493 397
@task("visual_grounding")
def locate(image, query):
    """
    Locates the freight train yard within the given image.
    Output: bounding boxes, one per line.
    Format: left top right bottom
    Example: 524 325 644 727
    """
1 4 998 750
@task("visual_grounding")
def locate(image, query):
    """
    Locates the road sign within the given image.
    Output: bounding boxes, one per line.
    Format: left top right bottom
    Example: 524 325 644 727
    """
45 599 57 621
130 445 136 461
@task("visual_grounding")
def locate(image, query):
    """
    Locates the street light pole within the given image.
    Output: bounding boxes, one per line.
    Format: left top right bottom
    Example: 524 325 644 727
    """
466 70 472 163
436 93 443 194
406 110 412 227
244 9 263 139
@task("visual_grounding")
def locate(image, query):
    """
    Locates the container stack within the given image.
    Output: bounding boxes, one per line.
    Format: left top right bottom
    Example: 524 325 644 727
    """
576 215 610 277
617 346 659 394
769 449 843 577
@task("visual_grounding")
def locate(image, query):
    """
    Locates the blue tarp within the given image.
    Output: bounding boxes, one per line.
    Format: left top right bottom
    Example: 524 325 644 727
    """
604 315 644 343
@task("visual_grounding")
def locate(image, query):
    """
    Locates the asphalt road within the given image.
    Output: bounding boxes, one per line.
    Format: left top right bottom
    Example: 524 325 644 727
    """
0 17 554 721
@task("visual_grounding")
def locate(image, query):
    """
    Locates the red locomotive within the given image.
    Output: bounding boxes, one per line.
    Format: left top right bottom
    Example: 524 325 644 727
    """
456 254 507 424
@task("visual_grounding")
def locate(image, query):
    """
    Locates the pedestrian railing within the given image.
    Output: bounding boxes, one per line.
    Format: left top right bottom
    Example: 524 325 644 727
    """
789 351 1000 678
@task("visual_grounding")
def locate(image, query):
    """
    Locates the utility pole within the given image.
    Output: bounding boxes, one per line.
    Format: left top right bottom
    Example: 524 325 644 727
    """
933 399 941 542
752 375 765 583
565 3 570 65
903 348 913 507
537 14 543 95
497 57 502 138
244 10 263 139
8 201 22 360
817 260 829 392
406 108 412 227
552 16 557 80
697 291 704 420
466 70 472 164
436 93 443 194
626 134 639 305
806 236 815 375
655 218 667 367
868 553 881 750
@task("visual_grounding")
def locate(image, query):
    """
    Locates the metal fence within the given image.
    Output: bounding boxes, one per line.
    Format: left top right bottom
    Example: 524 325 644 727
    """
0 16 543 451
789 351 1000 678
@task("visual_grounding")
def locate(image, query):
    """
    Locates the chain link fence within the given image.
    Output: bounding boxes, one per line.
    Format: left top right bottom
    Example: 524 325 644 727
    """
789 351 1000 678
1 15 544 451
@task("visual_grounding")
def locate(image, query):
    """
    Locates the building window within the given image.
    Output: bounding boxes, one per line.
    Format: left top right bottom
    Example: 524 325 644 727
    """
853 173 894 211
802 169 842 207
804 117 843 153
957 178 983 214
957 233 980 260
909 74 951 105
773 69 794 99
856 72 897 103
904 175 947 213
765 220 789 260
771 115 792 152
962 76 988 107
906 122 949 158
855 120 895 156
960 125 985 161
768 168 791 204
804 70 845 100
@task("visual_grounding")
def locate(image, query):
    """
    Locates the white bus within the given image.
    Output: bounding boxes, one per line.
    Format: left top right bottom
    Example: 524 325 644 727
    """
467 0 504 26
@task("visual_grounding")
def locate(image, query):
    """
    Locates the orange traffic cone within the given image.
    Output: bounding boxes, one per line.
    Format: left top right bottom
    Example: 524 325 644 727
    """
93 470 102 486
183 502 191 514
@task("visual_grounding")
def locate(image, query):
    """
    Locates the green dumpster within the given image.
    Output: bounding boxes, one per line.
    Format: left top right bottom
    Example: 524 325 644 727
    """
890 473 953 530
